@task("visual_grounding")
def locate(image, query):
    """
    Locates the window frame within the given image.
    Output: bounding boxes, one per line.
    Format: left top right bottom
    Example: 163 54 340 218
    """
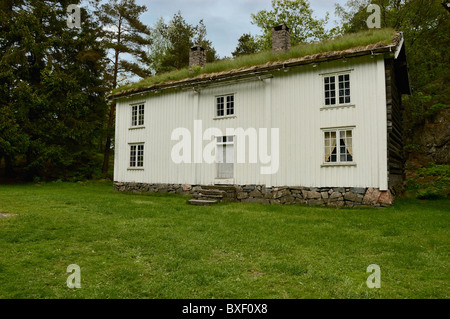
321 127 356 166
128 143 145 169
321 71 353 108
130 103 145 128
214 94 235 119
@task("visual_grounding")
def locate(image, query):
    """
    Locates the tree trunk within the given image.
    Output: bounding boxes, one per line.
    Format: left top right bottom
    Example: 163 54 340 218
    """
101 102 116 175
101 16 122 176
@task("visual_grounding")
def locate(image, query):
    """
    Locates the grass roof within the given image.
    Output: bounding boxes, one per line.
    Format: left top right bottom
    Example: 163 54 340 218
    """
111 28 398 98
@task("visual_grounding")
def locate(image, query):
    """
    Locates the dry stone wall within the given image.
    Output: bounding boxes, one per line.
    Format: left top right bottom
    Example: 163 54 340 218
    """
114 182 395 207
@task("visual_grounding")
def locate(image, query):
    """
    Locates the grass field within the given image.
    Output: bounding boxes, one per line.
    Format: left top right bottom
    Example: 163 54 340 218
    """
0 181 448 299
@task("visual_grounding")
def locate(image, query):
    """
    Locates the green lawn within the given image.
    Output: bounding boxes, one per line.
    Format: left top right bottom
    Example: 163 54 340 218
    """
0 181 448 298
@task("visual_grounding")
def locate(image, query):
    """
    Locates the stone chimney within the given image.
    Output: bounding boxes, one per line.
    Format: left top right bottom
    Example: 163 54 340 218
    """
272 24 291 52
189 46 206 70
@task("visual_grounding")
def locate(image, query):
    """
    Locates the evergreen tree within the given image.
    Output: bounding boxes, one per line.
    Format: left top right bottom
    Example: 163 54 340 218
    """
0 0 108 180
94 0 153 175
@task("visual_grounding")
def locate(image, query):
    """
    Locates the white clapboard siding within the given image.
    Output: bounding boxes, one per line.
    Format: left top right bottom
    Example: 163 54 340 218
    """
114 54 388 190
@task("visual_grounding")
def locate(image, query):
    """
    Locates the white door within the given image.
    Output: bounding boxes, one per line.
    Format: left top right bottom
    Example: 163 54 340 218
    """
216 136 234 183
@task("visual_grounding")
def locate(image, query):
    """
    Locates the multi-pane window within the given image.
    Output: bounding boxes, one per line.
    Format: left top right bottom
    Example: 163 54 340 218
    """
324 129 353 163
216 95 234 117
324 76 336 105
338 74 351 104
131 104 144 126
324 74 350 106
130 144 144 168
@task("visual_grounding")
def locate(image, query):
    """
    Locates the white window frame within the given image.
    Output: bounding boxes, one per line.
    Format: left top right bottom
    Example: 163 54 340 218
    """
130 103 145 128
321 127 356 166
129 143 145 169
215 94 235 119
322 71 353 108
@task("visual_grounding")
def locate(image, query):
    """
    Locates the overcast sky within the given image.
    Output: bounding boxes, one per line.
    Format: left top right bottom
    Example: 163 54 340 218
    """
137 0 348 58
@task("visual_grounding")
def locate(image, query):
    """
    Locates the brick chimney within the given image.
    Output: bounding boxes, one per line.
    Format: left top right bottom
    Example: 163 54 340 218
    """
272 24 291 52
189 46 206 70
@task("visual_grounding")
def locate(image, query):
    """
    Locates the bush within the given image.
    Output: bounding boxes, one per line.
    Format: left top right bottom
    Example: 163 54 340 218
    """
406 163 449 200
416 188 446 200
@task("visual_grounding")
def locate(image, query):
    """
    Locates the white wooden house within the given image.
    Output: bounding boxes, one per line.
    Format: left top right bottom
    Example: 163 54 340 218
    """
110 26 410 206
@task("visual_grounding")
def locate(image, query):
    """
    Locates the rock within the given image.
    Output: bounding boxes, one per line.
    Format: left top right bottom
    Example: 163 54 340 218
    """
183 184 192 191
329 192 343 199
344 192 363 202
302 190 321 199
280 196 295 204
377 190 394 205
249 190 263 198
274 189 290 199
237 192 249 200
350 187 366 195
321 192 329 199
362 188 381 205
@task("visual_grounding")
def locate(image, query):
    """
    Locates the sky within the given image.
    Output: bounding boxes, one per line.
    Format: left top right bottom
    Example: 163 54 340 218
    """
137 0 348 58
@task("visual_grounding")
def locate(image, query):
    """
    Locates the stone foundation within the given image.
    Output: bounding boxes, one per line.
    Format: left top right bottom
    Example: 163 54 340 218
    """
114 182 395 207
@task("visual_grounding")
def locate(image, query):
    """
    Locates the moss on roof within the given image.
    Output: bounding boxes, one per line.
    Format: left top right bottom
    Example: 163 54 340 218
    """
111 28 398 98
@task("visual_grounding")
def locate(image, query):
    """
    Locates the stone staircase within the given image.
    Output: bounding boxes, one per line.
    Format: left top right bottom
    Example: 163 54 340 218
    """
188 185 237 206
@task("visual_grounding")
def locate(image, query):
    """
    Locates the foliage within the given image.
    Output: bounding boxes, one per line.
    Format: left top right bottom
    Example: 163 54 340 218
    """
93 0 153 175
231 33 262 58
0 0 108 181
95 0 152 87
334 0 450 190
148 12 218 75
406 163 449 199
250 0 330 50
334 0 450 88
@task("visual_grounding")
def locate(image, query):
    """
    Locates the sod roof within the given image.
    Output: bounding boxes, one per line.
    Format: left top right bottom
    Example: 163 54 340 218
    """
110 29 402 99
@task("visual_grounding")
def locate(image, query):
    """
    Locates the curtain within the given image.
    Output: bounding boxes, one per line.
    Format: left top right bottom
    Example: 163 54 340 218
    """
342 131 353 156
325 132 337 162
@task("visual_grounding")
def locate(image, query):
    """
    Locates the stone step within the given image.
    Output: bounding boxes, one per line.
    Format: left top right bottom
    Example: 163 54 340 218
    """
196 189 226 195
193 193 224 199
188 199 218 206
202 185 237 192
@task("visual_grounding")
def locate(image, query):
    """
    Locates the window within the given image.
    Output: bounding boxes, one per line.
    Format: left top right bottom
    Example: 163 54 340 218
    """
131 104 144 127
216 95 234 117
324 74 350 106
324 129 353 163
216 136 234 179
130 144 144 168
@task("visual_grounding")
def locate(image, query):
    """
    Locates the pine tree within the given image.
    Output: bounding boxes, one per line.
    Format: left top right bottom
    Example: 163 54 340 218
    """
94 0 153 175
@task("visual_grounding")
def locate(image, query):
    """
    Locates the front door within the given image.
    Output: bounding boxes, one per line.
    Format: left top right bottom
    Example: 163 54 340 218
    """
216 136 234 183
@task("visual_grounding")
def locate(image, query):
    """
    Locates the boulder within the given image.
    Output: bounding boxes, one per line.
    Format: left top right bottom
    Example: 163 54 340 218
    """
362 188 381 205
377 190 394 205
